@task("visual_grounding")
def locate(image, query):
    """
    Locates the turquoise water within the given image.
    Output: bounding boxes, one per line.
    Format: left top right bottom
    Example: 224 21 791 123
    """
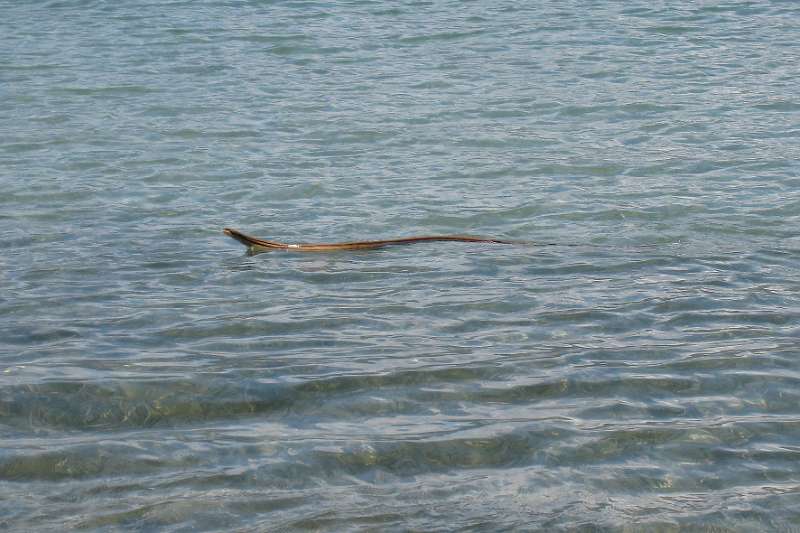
2 0 800 530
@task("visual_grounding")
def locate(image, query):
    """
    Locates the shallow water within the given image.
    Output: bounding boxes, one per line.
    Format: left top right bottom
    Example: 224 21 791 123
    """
2 0 800 530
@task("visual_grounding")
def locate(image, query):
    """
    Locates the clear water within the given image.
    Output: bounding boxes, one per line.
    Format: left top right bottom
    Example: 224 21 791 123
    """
2 0 800 530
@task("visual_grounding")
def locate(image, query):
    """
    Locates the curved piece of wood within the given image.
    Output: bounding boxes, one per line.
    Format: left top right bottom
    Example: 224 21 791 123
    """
224 228 516 253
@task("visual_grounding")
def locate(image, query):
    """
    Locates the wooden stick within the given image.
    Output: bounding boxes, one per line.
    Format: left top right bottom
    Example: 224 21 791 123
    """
224 227 517 253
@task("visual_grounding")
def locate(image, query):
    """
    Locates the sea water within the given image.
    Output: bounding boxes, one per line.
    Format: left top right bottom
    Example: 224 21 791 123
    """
2 0 800 530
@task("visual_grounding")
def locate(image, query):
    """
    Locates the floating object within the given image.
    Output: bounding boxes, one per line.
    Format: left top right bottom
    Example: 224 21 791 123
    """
224 227 516 253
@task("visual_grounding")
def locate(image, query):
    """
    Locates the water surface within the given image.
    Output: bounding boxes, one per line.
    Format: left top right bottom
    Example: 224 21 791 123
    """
2 0 800 530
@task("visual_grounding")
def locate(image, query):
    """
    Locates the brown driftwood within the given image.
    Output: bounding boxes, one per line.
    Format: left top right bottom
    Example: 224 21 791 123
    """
224 227 516 253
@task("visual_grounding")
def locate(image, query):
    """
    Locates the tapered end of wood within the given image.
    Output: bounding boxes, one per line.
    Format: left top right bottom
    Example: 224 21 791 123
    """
223 227 255 247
